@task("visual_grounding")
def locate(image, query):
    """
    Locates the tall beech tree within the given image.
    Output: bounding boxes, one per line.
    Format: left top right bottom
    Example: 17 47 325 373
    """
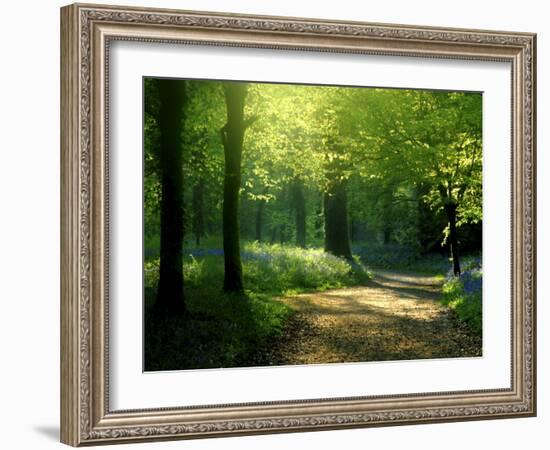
324 180 353 260
155 78 186 314
318 106 354 261
220 83 255 293
323 154 353 260
444 201 461 275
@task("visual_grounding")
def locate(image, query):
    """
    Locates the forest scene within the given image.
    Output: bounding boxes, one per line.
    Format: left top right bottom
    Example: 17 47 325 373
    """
143 77 483 372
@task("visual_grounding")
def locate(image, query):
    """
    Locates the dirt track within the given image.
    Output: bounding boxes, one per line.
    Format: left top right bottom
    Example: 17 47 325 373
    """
256 271 481 365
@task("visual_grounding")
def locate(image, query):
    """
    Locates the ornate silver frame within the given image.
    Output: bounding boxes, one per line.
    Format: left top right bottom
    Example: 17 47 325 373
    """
60 3 536 446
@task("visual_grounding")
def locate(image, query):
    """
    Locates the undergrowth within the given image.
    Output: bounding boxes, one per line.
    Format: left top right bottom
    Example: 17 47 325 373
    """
441 257 482 335
352 243 450 275
144 242 370 371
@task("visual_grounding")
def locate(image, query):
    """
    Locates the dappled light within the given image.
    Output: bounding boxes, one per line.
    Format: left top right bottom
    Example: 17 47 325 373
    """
143 77 482 371
256 271 481 366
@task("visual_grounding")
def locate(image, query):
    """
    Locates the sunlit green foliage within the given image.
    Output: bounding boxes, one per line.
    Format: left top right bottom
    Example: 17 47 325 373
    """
143 78 483 370
145 242 370 299
144 79 482 261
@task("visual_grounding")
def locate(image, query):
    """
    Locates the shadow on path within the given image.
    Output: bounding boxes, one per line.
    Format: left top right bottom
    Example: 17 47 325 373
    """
255 270 481 366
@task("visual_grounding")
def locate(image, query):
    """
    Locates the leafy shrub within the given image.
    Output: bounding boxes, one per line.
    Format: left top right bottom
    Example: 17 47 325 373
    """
146 242 371 296
241 242 371 294
441 258 482 335
144 258 160 288
352 243 450 274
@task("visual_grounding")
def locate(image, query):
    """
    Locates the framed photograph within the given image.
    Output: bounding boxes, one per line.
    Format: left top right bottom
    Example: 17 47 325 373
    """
60 3 536 446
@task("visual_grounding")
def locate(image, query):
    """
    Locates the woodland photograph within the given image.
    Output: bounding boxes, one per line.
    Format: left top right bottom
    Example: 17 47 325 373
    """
143 78 483 372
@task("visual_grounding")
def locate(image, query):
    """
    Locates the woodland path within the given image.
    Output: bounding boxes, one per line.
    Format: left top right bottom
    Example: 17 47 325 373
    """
256 270 481 365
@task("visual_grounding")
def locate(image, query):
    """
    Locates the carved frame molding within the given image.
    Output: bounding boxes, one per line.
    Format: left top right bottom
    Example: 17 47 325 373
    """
61 3 536 446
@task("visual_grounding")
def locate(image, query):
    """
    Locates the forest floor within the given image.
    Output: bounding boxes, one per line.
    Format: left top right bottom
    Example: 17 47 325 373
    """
254 270 482 365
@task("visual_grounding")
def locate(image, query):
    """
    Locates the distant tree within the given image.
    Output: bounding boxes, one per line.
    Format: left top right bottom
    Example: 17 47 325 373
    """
290 178 307 248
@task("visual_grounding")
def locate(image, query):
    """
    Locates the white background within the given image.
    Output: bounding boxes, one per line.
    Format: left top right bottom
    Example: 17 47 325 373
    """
0 0 546 449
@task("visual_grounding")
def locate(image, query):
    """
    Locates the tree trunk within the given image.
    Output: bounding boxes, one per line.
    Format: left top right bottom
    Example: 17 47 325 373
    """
291 179 306 248
383 226 391 245
444 202 461 276
255 201 264 242
324 180 353 261
221 83 248 294
270 225 278 244
314 194 324 239
255 187 268 242
381 194 392 245
192 179 205 247
156 79 186 314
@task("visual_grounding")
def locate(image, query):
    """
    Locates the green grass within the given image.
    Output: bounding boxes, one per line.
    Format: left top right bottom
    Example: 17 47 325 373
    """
144 288 291 371
144 242 371 371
